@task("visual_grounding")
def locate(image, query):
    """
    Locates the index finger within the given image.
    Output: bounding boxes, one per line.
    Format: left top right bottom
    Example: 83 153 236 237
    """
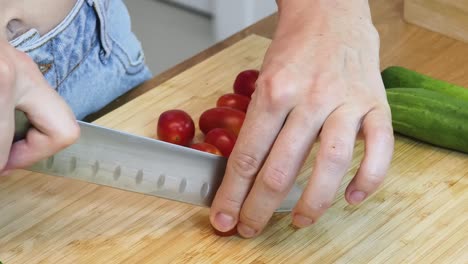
5 75 79 170
209 86 291 232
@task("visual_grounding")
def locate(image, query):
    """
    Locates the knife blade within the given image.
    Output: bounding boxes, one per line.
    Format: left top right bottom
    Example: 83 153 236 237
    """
13 110 302 212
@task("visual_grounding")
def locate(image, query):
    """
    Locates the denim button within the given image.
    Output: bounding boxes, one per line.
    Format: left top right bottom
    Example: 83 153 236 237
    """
38 64 52 74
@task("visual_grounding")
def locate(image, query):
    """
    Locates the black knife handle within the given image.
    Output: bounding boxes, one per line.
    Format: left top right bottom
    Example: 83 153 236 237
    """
13 110 31 142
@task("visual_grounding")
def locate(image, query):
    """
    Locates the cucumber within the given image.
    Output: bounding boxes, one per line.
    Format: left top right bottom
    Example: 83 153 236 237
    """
386 87 468 154
382 66 468 102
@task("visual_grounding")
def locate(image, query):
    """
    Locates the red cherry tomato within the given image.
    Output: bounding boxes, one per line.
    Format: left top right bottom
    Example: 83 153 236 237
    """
199 107 246 135
204 128 237 157
233 69 259 98
216 93 251 113
190 142 222 156
157 109 195 146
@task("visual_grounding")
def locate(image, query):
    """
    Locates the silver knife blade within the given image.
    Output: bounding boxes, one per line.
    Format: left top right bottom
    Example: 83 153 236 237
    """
13 110 302 212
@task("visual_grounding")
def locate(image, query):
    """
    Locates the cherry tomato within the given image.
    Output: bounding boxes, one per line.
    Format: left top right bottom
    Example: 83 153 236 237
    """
190 142 222 156
157 109 195 146
216 93 251 113
199 107 246 135
204 128 237 157
233 69 259 98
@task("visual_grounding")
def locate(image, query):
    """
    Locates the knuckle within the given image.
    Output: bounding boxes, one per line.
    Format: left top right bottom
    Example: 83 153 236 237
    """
240 210 267 228
300 198 332 216
367 24 380 44
256 73 295 111
231 151 261 180
262 167 290 193
52 121 80 149
376 123 395 143
0 58 15 87
322 138 352 166
363 171 385 190
216 192 243 212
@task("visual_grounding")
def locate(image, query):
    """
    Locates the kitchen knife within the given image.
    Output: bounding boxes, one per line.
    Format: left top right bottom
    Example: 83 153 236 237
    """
13 110 302 212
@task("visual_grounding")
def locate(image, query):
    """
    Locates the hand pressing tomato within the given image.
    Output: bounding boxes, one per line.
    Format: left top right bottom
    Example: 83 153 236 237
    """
205 128 237 157
191 142 222 156
216 93 251 113
233 69 259 98
157 110 195 146
199 107 246 136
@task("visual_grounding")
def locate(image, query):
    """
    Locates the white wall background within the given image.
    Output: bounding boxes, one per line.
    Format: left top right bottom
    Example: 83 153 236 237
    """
168 0 278 41
125 0 277 75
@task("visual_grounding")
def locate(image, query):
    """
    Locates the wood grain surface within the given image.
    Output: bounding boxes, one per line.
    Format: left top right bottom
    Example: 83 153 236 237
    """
1 34 467 264
2 0 468 263
404 0 468 43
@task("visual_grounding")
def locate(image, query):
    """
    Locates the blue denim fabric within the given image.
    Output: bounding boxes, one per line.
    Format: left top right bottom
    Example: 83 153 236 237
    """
10 0 152 120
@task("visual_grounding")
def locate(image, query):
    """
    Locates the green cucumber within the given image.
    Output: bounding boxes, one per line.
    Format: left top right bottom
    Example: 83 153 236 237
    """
386 87 468 154
382 66 468 102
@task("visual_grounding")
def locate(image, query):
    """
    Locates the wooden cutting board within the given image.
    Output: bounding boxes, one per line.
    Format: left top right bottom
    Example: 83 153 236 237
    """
404 0 468 43
1 34 467 263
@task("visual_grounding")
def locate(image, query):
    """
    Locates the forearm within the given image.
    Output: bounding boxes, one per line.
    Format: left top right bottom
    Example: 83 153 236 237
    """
276 0 372 20
275 0 374 38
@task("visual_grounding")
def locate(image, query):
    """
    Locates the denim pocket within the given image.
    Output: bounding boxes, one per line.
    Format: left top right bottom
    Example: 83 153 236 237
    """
10 28 57 85
9 28 41 49
93 0 147 75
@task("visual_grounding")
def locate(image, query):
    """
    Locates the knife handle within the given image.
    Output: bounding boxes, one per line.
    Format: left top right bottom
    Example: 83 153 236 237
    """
13 109 31 142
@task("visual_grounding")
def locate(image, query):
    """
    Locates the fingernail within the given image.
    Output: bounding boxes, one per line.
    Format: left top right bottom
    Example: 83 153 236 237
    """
238 223 257 237
350 191 367 204
214 213 235 231
292 214 314 228
1 170 11 176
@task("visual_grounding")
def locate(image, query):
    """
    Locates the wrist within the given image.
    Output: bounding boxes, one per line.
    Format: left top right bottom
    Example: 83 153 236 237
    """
276 0 371 17
275 0 374 38
273 0 379 50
